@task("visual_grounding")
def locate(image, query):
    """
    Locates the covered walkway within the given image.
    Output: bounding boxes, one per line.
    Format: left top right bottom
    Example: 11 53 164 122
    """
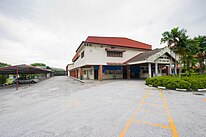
0 64 52 90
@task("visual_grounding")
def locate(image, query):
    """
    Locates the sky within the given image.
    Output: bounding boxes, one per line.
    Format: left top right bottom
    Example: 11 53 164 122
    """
0 0 206 68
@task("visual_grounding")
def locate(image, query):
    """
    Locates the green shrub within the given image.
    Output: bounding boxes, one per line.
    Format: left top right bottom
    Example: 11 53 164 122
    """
164 79 178 89
146 74 206 91
146 77 157 85
176 80 191 89
0 75 8 84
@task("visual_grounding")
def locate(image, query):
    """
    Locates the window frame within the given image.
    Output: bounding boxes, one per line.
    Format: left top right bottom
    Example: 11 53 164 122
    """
81 51 84 58
107 51 123 58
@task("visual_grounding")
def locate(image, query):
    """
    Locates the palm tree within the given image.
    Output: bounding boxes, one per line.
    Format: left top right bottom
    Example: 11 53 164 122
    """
194 36 206 73
182 38 198 76
160 27 188 76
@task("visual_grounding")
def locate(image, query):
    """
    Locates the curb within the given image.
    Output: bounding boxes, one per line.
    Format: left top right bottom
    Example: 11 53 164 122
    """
197 89 206 92
176 88 187 92
157 86 166 90
69 76 84 83
192 92 205 96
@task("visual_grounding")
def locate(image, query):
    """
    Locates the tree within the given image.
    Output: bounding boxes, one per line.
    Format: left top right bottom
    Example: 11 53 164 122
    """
161 27 188 52
181 38 198 76
0 62 11 68
161 27 189 75
193 35 206 73
0 62 10 84
31 63 46 67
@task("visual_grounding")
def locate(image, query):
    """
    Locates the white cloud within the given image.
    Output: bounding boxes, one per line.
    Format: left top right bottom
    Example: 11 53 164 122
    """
0 0 206 68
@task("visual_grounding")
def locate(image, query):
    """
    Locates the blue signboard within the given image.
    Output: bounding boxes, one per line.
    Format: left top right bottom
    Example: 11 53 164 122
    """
103 66 122 73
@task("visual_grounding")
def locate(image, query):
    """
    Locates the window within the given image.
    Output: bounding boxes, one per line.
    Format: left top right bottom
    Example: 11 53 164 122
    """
107 51 123 57
103 66 123 74
81 51 84 58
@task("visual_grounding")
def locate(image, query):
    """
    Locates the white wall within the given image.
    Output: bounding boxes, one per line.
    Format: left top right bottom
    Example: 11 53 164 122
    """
102 73 123 79
82 67 94 80
86 44 147 65
70 43 148 69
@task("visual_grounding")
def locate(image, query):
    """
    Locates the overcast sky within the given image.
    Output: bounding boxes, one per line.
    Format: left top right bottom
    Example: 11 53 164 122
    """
0 0 205 68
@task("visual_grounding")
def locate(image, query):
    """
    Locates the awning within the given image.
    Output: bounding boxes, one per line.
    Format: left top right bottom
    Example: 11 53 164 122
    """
0 64 52 74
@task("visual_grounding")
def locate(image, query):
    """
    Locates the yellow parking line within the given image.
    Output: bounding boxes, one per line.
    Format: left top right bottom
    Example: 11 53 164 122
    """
140 109 166 115
119 90 151 137
142 101 163 107
159 90 179 137
136 120 171 129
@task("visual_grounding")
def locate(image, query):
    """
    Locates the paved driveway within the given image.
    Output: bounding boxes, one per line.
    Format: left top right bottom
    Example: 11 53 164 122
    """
0 76 205 137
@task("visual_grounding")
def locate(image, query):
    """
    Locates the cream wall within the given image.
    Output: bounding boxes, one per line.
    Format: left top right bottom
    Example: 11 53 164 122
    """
70 43 149 69
71 46 87 69
82 67 94 80
86 44 147 65
102 73 123 79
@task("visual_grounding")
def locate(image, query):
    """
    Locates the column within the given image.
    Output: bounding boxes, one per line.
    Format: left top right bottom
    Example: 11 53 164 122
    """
16 66 19 90
155 63 158 77
169 63 172 75
174 63 177 75
148 63 152 78
79 68 83 80
98 65 103 81
127 65 130 79
75 69 77 78
160 66 162 76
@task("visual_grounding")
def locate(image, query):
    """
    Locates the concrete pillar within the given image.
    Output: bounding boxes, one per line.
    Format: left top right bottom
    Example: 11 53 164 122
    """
148 63 152 78
160 67 162 76
79 68 83 80
98 65 103 81
174 63 177 75
127 65 130 79
169 63 172 75
155 63 158 77
71 70 73 77
75 69 78 78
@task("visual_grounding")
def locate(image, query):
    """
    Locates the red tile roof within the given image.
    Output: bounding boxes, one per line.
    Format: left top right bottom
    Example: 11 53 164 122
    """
72 51 80 62
86 36 152 50
72 36 152 62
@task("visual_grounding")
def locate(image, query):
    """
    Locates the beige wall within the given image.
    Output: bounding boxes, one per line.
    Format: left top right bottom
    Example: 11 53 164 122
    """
69 43 148 70
85 44 147 65
82 67 94 80
102 73 123 79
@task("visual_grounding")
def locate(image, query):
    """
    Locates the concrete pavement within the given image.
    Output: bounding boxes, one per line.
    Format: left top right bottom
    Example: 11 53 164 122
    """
0 76 205 137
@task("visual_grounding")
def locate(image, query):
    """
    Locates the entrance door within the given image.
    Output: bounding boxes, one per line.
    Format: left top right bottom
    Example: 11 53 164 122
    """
86 70 89 79
123 66 127 79
94 70 98 79
130 65 140 79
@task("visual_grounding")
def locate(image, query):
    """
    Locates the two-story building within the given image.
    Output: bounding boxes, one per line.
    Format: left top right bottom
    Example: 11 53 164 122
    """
67 36 177 80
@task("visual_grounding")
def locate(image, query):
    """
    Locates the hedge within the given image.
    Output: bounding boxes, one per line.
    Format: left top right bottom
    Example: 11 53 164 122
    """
146 74 206 91
0 75 8 84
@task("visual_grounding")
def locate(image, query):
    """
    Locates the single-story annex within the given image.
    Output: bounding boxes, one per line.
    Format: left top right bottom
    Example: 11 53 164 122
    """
67 36 178 80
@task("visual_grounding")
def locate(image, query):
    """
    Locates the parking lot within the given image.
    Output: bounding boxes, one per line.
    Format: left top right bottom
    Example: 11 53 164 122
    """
0 76 205 137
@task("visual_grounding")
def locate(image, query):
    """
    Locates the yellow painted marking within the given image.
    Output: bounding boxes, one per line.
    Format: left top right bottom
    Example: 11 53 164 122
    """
136 120 171 129
159 90 179 137
140 109 166 115
142 101 163 107
119 90 151 137
204 98 206 102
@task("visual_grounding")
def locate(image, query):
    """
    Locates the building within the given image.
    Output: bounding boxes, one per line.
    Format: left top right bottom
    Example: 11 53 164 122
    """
67 36 177 80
